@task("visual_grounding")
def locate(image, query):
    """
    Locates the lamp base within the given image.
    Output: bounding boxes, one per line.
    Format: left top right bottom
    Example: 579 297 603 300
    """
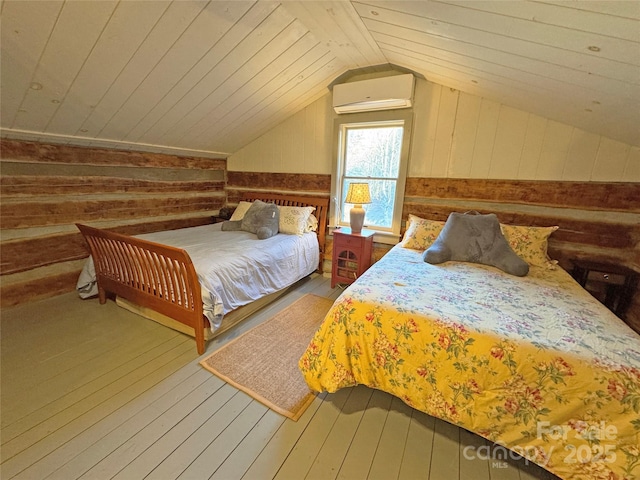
350 205 365 233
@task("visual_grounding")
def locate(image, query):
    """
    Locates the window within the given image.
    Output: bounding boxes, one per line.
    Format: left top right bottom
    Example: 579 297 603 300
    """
332 111 412 240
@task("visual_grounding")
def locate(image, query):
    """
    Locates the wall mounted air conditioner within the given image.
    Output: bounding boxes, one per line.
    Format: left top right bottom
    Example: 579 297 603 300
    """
332 74 415 114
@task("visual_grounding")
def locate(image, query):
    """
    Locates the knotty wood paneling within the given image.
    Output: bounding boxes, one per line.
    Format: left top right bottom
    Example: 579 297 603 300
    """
227 171 331 194
0 140 226 169
405 178 638 213
1 196 223 229
1 270 81 309
0 176 223 196
0 140 226 307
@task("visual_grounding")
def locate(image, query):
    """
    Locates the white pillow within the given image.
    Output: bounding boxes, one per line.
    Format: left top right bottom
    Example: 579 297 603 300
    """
279 206 316 235
306 213 319 233
229 201 253 221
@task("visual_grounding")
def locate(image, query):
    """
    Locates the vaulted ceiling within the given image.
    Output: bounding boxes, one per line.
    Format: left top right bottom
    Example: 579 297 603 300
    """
1 1 638 158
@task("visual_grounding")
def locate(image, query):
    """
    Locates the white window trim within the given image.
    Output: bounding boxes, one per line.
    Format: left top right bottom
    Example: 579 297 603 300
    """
330 109 413 245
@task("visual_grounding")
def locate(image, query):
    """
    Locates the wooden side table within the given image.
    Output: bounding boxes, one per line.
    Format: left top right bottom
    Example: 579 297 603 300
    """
211 215 229 224
571 259 639 320
331 227 375 288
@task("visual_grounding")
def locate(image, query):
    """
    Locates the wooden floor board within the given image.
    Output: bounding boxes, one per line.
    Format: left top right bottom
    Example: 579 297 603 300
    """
2 333 184 443
0 274 556 480
459 428 491 480
177 399 268 479
111 381 237 480
0 294 119 355
144 389 252 480
398 409 436 480
304 385 373 480
3 343 197 479
430 417 461 479
53 371 219 480
336 389 393 480
2 334 193 455
240 393 327 480
273 388 353 480
1 295 166 376
368 395 414 480
0 304 174 420
209 408 285 480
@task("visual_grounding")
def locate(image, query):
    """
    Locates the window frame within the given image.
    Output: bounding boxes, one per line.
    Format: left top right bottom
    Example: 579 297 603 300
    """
331 109 413 243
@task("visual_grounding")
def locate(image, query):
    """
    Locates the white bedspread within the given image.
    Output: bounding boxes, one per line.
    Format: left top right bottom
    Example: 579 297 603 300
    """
77 223 319 331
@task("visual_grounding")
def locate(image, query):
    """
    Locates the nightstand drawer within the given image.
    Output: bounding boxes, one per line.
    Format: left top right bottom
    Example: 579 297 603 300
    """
335 234 365 248
571 259 639 322
586 270 626 286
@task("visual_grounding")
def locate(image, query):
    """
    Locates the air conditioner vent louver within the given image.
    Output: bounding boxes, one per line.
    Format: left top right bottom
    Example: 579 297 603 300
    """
332 74 414 114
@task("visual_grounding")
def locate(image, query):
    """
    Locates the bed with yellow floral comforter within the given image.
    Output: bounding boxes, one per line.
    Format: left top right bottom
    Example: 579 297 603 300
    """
300 245 640 480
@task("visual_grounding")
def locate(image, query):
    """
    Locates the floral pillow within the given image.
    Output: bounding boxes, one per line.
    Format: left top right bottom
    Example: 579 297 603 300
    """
279 206 316 235
401 214 445 250
500 224 559 267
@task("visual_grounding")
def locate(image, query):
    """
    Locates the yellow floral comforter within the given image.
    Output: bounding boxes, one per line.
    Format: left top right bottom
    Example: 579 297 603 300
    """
300 245 640 480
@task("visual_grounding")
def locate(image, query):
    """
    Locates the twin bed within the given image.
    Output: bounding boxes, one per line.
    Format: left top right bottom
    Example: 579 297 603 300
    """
300 215 640 480
77 192 329 355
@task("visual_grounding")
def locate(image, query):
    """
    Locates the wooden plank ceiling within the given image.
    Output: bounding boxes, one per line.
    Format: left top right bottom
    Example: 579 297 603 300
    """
1 0 638 158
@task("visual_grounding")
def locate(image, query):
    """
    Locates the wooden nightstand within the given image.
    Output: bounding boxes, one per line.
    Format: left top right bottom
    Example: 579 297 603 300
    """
571 260 639 320
211 215 228 224
331 227 375 288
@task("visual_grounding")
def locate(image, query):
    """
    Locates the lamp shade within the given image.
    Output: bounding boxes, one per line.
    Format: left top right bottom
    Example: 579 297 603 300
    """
345 183 371 234
345 183 371 205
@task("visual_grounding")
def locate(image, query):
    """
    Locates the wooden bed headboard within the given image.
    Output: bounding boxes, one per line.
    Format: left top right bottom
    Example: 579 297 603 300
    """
240 192 329 272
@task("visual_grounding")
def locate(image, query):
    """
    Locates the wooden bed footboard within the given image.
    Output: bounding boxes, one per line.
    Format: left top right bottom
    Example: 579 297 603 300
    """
76 223 208 354
76 192 329 355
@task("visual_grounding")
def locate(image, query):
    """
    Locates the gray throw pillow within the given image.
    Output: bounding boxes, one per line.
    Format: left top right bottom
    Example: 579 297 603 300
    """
423 212 529 276
220 219 242 231
240 200 279 239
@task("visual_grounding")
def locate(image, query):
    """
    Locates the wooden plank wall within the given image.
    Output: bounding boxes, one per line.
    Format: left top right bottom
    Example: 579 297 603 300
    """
3 138 638 334
0 140 226 307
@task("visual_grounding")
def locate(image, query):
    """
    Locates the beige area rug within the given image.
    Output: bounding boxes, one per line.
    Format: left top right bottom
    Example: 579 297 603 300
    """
199 294 334 421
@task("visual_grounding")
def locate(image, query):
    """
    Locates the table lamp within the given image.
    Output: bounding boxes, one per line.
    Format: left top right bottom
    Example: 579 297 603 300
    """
345 182 371 234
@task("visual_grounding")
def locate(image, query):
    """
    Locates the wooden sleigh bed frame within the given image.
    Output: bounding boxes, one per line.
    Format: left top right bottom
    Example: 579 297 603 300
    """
76 192 329 355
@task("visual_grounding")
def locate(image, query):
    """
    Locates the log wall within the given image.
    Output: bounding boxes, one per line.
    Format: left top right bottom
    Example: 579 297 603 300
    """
3 139 638 335
0 140 226 307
